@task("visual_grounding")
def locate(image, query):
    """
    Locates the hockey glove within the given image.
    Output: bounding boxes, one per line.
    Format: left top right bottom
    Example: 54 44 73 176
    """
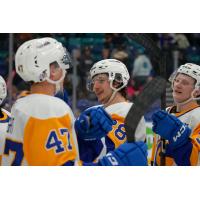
152 110 191 149
99 141 148 166
75 106 114 140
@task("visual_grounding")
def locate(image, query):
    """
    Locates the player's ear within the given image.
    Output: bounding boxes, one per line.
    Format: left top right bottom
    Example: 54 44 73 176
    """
193 88 200 98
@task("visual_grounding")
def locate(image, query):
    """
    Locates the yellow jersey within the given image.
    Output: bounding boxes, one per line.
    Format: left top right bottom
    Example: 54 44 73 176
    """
2 94 79 166
151 104 200 166
0 108 11 165
78 102 146 162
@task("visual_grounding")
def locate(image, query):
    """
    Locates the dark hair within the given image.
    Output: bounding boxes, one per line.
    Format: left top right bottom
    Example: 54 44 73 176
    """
113 80 127 98
119 87 127 98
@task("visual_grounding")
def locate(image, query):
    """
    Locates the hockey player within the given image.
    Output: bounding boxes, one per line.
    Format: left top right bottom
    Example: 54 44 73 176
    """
75 59 147 163
1 37 147 166
0 75 10 165
151 63 200 165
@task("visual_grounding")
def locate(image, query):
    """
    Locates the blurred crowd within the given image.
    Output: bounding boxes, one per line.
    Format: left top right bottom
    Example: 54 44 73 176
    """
0 33 200 112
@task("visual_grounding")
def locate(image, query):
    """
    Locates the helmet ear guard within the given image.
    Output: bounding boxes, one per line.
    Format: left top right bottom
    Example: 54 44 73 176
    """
86 75 93 92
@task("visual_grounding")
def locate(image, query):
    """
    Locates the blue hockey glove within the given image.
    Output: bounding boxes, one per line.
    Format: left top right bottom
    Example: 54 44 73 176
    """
75 106 114 140
99 141 148 166
152 110 191 149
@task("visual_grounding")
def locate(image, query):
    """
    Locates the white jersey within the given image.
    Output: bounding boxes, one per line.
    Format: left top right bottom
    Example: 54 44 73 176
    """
105 102 146 142
1 94 79 166
172 107 200 130
0 108 11 165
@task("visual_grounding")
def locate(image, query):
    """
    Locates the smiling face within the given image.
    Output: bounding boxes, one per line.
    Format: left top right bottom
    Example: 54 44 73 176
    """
172 73 196 103
92 73 113 104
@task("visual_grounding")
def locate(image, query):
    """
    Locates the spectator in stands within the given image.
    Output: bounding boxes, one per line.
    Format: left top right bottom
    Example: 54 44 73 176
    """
79 46 94 94
126 79 142 101
104 33 113 49
101 48 111 60
157 33 176 50
132 48 153 89
174 34 190 50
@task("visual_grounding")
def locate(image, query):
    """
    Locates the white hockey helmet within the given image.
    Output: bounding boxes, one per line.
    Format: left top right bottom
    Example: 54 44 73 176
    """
170 63 200 89
15 37 72 83
0 75 7 105
89 59 130 91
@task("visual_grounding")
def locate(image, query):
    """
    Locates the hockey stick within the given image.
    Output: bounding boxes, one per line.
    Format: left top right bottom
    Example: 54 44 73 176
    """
124 76 166 142
124 34 167 165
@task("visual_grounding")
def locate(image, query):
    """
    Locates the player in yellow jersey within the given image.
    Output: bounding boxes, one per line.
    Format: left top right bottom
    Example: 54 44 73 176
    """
151 63 200 165
2 38 147 166
1 37 80 166
75 59 147 163
0 75 10 165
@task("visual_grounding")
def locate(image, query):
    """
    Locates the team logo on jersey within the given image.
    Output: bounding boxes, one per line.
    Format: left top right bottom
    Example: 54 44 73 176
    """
7 117 14 134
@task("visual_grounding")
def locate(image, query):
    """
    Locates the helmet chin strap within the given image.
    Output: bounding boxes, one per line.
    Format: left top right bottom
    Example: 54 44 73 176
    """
103 90 117 108
103 80 124 108
175 88 200 112
46 69 66 94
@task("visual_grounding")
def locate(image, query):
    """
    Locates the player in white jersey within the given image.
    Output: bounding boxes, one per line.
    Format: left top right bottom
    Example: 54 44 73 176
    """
0 75 10 165
75 59 147 163
151 63 200 165
2 38 147 166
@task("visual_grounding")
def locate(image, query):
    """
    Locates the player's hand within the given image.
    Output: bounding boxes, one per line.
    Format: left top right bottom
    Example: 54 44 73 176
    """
99 141 148 166
75 106 114 140
152 110 191 149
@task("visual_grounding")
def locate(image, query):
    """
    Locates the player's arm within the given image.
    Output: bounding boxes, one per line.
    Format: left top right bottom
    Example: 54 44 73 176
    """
75 106 114 140
75 106 114 162
188 125 200 165
152 110 198 166
80 141 148 166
